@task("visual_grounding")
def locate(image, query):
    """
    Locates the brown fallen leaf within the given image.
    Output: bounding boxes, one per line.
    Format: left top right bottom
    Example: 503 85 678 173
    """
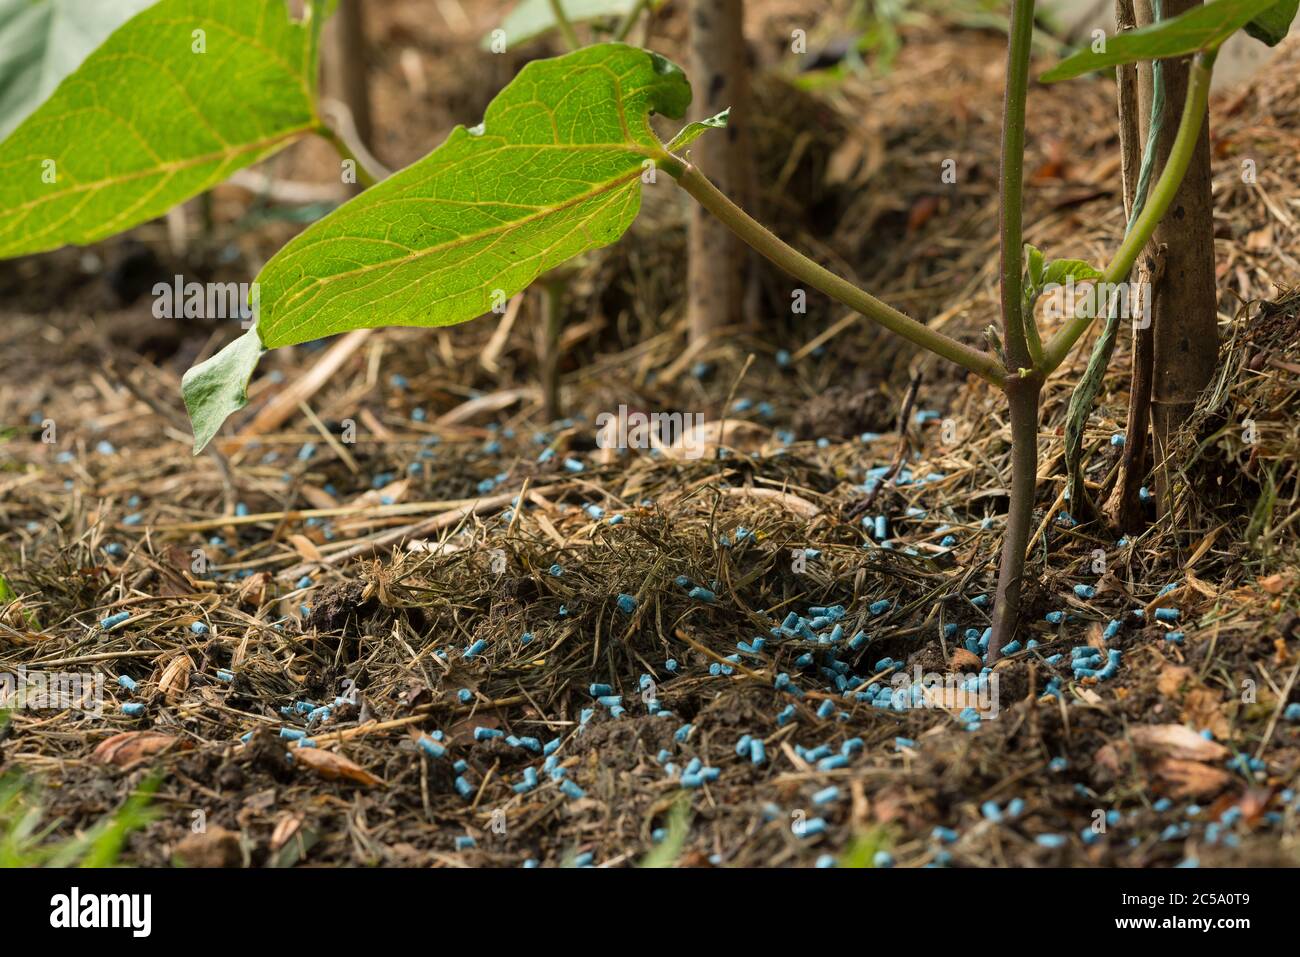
92 731 191 769
1154 758 1231 799
1181 687 1232 740
157 654 193 703
1260 573 1292 595
293 747 384 787
174 826 242 867
270 813 304 852
1157 664 1193 698
1130 724 1230 762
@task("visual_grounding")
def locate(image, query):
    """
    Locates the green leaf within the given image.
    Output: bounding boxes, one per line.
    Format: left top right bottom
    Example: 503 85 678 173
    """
181 328 264 453
666 108 729 152
1245 0 1298 44
0 0 157 139
1042 259 1104 287
1024 243 1045 291
1040 0 1279 82
257 43 685 349
185 43 689 452
0 0 327 259
485 0 661 49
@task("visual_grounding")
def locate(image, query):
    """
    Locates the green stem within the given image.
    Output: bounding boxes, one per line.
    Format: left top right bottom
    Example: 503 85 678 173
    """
613 0 653 42
987 376 1040 661
999 0 1037 371
548 0 581 51
672 164 1006 386
317 125 379 189
1040 48 1216 373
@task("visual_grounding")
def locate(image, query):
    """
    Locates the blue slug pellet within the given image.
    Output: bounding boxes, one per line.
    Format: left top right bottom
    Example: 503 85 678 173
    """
463 639 487 658
117 675 137 692
418 736 446 759
560 780 586 799
799 818 827 838
812 786 840 805
474 727 504 741
1073 584 1097 600
121 702 145 717
1154 607 1180 622
190 620 208 635
1035 834 1067 848
616 594 637 614
454 776 474 799
100 611 130 629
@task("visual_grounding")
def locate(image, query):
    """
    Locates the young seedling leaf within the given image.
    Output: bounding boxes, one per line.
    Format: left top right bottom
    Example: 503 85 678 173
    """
666 108 730 153
0 0 327 259
1039 0 1279 82
1024 243 1045 291
1245 0 1298 44
181 328 265 454
485 0 661 50
1042 259 1104 287
0 0 157 139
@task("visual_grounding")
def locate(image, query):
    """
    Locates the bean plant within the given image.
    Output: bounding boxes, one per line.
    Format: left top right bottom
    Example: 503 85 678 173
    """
0 0 1295 653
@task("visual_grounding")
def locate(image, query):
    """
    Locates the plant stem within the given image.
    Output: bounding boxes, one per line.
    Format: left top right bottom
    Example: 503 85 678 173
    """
1040 49 1216 373
539 278 565 422
548 0 581 50
988 376 1041 659
984 0 1039 666
671 164 1006 385
614 0 653 42
316 124 380 189
999 0 1037 372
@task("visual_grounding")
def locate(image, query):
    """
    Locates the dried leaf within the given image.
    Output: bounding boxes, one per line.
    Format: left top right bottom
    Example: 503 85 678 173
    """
1154 758 1231 799
293 747 384 787
174 826 242 867
157 654 193 703
92 731 190 769
1130 724 1230 762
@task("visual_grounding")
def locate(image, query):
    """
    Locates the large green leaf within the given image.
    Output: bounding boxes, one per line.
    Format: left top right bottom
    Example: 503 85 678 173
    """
1040 0 1280 82
0 0 332 259
485 0 661 49
184 43 693 451
0 0 157 139
1245 0 1298 44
